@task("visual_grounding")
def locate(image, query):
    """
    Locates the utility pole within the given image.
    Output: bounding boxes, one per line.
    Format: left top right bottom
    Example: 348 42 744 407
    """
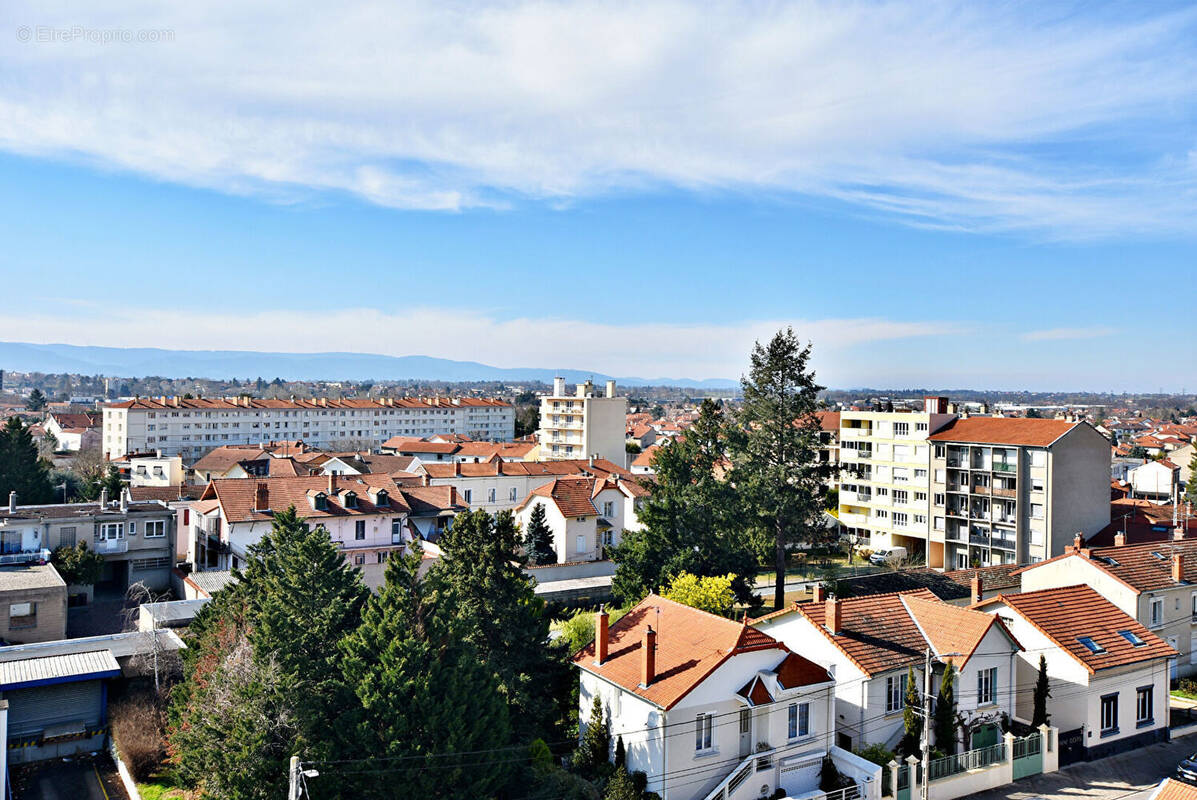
920 648 932 800
288 755 301 800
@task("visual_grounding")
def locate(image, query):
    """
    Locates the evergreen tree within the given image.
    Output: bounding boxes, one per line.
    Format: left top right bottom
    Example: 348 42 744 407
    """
25 388 46 411
1031 654 1052 727
340 549 511 800
901 666 922 757
99 464 123 500
429 509 565 742
575 695 611 777
934 663 957 755
525 502 558 565
0 417 54 505
604 766 639 800
614 735 626 769
1186 450 1197 504
612 400 756 605
51 542 104 585
729 329 836 609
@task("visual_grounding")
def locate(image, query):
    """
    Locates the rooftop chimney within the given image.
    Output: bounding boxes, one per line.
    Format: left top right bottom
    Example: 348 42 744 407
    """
1073 533 1083 552
1114 531 1126 547
1175 552 1185 583
100 487 109 507
812 584 826 603
1176 526 1186 542
553 377 566 396
119 487 130 513
328 473 336 494
7 491 15 514
595 608 609 665
826 598 842 635
421 473 430 487
606 380 616 399
641 625 657 687
254 482 269 512
970 573 983 606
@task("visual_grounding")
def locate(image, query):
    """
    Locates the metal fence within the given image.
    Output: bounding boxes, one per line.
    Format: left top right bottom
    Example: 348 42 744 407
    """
928 743 1005 782
1012 733 1041 760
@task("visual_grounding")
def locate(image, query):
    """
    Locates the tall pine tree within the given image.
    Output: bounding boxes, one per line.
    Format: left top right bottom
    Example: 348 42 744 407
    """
340 548 511 800
525 502 558 565
934 663 957 755
1031 654 1052 727
0 417 54 505
729 329 836 609
901 666 922 758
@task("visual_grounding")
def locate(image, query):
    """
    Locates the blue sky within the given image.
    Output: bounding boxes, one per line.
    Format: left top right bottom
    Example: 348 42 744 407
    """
0 1 1194 390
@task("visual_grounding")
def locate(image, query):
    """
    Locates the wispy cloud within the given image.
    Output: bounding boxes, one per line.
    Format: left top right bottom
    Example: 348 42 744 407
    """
1020 326 1117 342
1 1 1195 236
0 306 961 383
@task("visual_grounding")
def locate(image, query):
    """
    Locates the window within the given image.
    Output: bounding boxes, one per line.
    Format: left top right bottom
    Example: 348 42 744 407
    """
1031 478 1045 492
1118 630 1147 647
488 488 497 503
893 513 908 527
354 554 365 566
1077 636 1106 654
915 491 927 502
603 501 615 517
463 489 473 504
977 667 997 705
916 422 928 432
344 491 358 509
509 487 518 502
695 713 714 752
1151 598 1164 627
355 520 366 540
934 445 946 458
1136 686 1153 726
144 520 166 538
100 522 124 540
885 676 902 713
893 490 908 505
1100 693 1118 734
9 602 36 629
314 493 328 511
58 526 76 548
377 551 389 563
894 422 909 437
1030 503 1044 520
128 522 137 535
788 702 810 739
934 493 945 506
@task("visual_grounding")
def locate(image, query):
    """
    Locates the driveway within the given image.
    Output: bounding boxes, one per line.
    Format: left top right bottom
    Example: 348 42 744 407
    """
11 755 130 800
968 734 1196 800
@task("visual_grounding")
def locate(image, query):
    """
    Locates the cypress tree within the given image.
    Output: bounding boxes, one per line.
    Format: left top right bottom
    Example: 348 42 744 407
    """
575 695 611 777
525 502 558 565
340 548 512 800
1031 654 1052 727
901 666 922 757
0 417 54 505
934 663 957 755
604 766 639 800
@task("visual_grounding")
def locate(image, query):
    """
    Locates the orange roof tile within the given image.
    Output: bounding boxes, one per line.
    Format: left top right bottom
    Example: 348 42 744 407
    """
901 595 1020 666
928 417 1083 447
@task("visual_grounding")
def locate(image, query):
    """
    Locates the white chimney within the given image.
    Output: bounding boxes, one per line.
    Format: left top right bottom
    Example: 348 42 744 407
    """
605 380 616 398
553 377 566 396
7 491 15 514
120 488 130 513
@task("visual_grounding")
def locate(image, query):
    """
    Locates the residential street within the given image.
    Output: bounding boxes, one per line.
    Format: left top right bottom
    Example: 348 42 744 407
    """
969 735 1197 800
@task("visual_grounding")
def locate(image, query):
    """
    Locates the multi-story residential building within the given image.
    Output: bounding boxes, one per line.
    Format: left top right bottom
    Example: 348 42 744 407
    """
102 395 514 460
978 584 1173 763
837 397 956 560
538 378 627 465
187 474 465 589
929 418 1111 568
572 594 881 800
753 588 1022 753
513 474 647 563
0 490 176 591
128 454 186 487
816 411 840 474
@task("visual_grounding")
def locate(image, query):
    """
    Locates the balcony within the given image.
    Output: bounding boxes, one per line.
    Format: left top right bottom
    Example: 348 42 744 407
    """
992 463 1017 474
991 487 1017 498
992 538 1017 551
841 427 872 438
842 449 872 460
0 549 51 566
946 458 967 468
969 534 990 547
96 539 129 554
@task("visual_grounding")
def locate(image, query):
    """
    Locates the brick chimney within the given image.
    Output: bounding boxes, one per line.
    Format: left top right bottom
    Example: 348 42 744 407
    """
641 625 657 687
421 473 430 487
826 598 842 635
328 473 336 494
1114 531 1126 547
254 482 269 512
595 608 609 665
971 573 983 605
1175 526 1186 542
812 584 826 603
1174 552 1185 583
1072 533 1083 552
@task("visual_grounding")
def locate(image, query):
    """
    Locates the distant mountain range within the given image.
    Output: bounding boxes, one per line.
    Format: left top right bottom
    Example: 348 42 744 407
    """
0 341 739 390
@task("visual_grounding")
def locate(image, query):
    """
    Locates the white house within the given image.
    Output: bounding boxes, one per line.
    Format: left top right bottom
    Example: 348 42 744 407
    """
423 457 637 515
128 454 186 488
1128 459 1181 501
753 588 1023 753
42 412 101 452
978 584 1174 763
513 475 647 563
572 594 881 800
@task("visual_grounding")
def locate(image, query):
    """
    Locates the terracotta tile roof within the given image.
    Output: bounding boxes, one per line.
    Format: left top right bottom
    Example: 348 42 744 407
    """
47 412 100 429
422 458 636 481
192 446 270 473
521 477 599 518
941 564 1022 594
200 474 412 523
834 568 970 602
572 594 794 709
738 676 775 706
129 485 203 502
389 440 460 454
1043 540 1197 592
399 486 466 516
815 411 840 433
632 445 660 468
107 396 511 411
1087 505 1197 547
928 417 1083 447
774 651 833 689
901 595 1020 666
993 585 1175 673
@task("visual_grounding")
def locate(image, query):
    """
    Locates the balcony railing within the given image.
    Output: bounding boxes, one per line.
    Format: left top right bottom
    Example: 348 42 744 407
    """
992 463 1016 473
992 538 1017 551
991 487 1017 498
0 549 51 566
96 539 129 554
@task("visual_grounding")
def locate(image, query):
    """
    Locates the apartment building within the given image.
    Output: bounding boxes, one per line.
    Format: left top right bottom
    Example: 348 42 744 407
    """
837 397 956 560
929 418 1111 568
538 378 627 465
0 490 176 591
102 396 515 460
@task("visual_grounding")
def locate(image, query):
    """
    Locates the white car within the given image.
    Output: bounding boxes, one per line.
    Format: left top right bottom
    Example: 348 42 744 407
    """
868 546 908 565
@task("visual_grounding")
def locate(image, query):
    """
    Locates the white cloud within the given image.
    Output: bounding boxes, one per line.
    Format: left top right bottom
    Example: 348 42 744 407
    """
0 306 961 382
1020 326 1116 342
1 1 1195 236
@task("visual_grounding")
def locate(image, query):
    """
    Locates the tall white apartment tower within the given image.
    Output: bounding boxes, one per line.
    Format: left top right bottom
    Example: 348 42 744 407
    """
538 378 628 466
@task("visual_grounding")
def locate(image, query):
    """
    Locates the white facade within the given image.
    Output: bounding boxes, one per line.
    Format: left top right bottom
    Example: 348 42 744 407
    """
102 396 514 460
1129 460 1180 500
513 480 643 563
539 378 628 466
129 455 186 487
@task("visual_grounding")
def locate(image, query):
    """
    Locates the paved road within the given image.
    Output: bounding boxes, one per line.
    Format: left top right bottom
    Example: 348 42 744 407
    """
12 757 129 800
969 734 1197 800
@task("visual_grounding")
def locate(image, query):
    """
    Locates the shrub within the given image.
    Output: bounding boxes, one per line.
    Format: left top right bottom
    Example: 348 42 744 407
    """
854 743 896 796
111 692 166 781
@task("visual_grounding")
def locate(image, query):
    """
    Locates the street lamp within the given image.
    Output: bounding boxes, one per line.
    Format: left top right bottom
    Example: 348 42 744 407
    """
921 649 962 800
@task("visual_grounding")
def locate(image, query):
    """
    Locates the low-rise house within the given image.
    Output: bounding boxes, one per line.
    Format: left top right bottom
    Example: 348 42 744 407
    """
572 594 881 800
0 490 176 591
513 475 646 563
753 589 1022 753
978 585 1173 763
0 563 67 644
1128 459 1181 501
1015 537 1197 678
421 457 638 513
379 436 537 465
631 445 660 475
128 454 186 487
831 564 1020 606
42 412 101 452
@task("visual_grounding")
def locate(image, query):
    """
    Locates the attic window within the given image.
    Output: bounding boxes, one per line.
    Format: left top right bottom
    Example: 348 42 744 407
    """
1098 556 1120 567
1151 552 1166 560
313 492 328 511
1077 636 1107 654
1118 630 1147 647
344 491 358 508
375 489 389 506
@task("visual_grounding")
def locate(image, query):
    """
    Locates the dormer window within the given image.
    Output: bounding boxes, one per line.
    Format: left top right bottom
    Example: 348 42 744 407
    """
313 492 328 511
374 489 389 506
344 491 358 509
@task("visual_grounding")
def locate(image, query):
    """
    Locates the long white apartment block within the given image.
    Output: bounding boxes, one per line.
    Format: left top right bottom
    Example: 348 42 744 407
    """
538 378 628 466
102 396 514 460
